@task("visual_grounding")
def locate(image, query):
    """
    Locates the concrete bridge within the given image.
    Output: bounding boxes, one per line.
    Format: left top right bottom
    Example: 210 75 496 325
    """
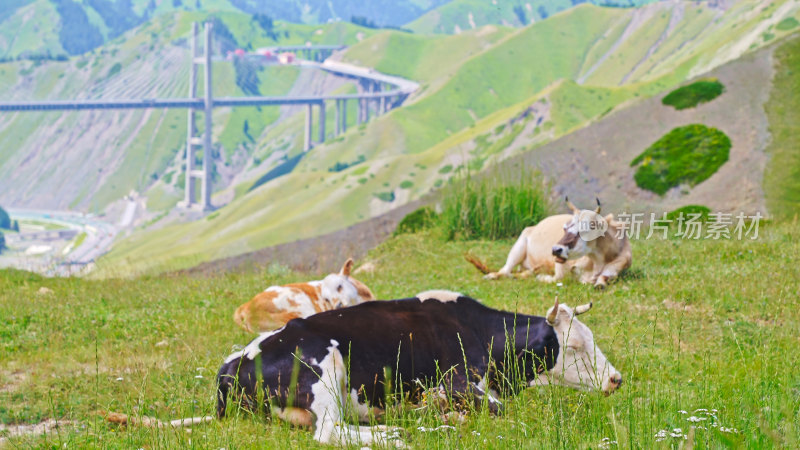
255 44 346 61
0 22 419 211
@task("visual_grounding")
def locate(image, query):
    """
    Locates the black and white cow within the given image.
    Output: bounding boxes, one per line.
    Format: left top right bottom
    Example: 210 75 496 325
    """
216 294 622 446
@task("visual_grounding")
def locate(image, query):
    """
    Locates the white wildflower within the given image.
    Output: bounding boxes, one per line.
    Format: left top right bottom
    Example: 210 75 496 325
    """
599 437 618 448
678 410 688 414
417 425 455 432
687 416 706 423
669 428 687 439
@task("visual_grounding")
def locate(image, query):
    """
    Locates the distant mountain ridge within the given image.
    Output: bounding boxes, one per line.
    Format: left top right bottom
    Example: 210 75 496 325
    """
0 0 450 59
0 0 658 59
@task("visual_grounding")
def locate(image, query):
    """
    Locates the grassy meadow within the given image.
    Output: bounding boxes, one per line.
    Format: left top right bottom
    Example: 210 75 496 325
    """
2 219 799 448
764 35 800 220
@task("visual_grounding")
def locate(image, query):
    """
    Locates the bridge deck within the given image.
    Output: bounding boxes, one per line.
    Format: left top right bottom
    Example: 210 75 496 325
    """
0 91 411 111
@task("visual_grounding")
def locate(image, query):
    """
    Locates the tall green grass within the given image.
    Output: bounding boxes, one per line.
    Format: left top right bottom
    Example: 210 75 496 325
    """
439 169 552 240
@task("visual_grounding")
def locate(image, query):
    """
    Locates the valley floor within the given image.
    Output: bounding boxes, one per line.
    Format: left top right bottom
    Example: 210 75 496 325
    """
1 222 798 447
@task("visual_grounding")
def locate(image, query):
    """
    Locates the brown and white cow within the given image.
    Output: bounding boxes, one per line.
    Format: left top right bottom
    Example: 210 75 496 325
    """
216 293 622 446
466 198 632 289
233 258 375 333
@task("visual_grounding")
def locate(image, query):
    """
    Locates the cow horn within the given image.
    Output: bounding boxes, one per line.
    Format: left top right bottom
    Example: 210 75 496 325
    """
595 197 601 214
565 196 579 214
574 302 593 316
546 296 559 326
340 258 354 277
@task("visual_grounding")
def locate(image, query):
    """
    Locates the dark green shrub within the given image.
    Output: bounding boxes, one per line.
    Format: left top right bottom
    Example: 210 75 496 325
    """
374 191 395 202
249 153 304 192
107 62 122 78
439 169 551 241
329 155 366 172
776 17 799 31
666 205 711 222
662 79 724 110
631 124 731 195
395 207 437 235
0 206 10 229
399 180 414 189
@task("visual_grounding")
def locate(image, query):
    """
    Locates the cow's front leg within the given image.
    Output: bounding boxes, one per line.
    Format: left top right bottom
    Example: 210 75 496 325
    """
569 256 594 284
470 378 503 415
440 371 503 415
308 343 404 447
593 256 629 290
537 262 566 283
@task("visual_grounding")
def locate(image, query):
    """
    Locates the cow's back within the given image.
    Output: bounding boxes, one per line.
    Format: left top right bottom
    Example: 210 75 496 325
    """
234 285 322 333
257 297 499 403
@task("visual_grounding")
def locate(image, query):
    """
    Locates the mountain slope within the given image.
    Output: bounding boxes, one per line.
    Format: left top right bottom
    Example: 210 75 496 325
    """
91 1 800 276
406 0 657 34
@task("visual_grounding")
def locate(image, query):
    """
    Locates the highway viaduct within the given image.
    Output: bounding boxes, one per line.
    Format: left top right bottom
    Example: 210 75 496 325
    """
0 22 419 211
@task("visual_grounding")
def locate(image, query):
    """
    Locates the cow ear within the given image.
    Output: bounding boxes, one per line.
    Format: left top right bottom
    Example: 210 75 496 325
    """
340 258 354 277
604 213 615 222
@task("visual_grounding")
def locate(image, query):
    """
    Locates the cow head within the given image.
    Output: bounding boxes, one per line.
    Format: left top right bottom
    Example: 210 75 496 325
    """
535 297 622 394
319 258 376 308
551 197 606 263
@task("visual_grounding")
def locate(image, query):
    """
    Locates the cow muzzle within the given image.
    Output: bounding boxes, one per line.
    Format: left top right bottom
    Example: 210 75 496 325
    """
602 372 623 395
552 245 568 263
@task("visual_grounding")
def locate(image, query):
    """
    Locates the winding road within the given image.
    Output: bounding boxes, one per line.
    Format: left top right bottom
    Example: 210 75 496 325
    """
1 208 118 276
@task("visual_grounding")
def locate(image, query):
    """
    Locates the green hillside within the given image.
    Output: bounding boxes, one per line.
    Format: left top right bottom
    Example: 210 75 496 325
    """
764 34 800 220
407 0 657 34
90 1 800 276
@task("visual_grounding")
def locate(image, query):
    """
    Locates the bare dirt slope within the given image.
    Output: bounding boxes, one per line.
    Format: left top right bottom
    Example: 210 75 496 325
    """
496 43 775 216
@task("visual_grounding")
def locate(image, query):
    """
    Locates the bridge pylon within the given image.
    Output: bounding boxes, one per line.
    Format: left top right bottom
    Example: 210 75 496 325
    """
179 21 214 212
